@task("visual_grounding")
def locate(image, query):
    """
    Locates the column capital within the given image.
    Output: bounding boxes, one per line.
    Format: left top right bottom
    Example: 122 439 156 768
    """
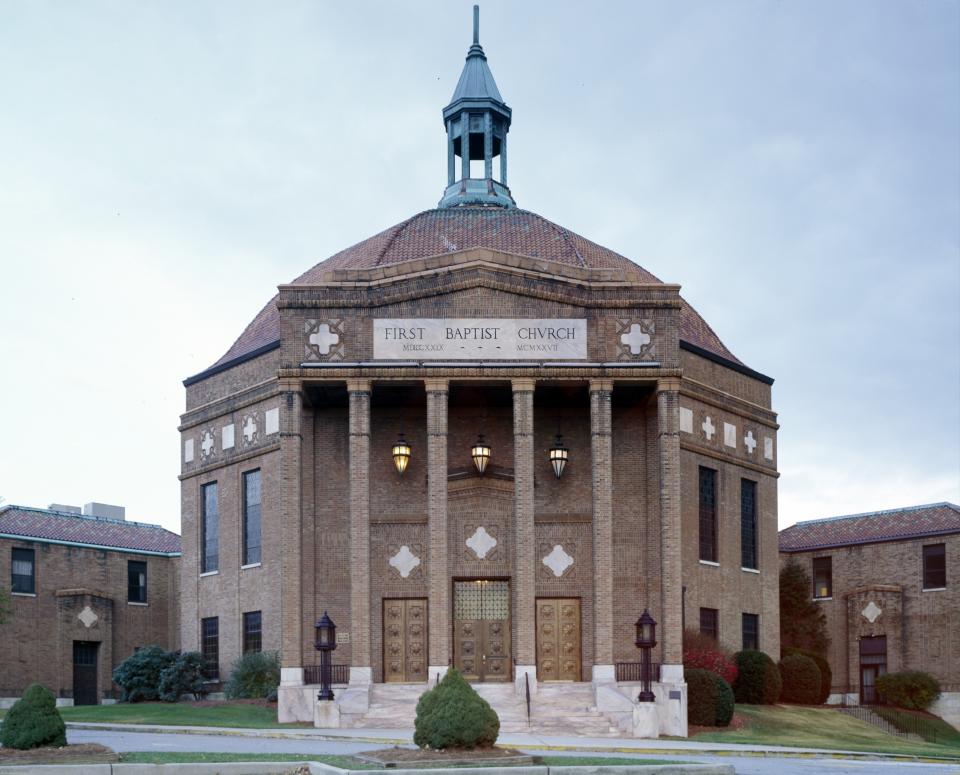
511 378 536 393
423 378 449 393
346 378 371 394
657 377 682 393
589 378 613 393
278 378 302 393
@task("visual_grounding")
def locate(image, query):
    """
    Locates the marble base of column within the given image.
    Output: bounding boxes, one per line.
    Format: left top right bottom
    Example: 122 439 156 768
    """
280 667 304 686
514 664 538 696
591 664 616 685
428 665 449 683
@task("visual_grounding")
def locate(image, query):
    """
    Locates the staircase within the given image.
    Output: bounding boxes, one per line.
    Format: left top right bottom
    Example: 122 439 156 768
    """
348 681 625 737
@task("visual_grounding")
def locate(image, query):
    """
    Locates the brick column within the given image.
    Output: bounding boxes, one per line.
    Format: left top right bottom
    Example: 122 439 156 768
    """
348 379 372 684
590 379 615 683
657 379 683 670
512 379 537 693
425 379 450 680
279 381 304 685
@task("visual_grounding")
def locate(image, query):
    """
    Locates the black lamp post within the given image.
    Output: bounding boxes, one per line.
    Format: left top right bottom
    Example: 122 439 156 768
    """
314 611 337 701
635 609 657 703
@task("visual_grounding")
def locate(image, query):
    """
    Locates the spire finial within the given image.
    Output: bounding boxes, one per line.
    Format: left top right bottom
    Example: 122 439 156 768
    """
473 5 479 45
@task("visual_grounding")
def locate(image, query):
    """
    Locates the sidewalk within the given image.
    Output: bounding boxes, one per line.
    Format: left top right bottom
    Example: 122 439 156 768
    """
64 722 960 763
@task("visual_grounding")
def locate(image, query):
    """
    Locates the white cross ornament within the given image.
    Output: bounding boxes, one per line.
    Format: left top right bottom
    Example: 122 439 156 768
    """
744 430 757 454
389 545 421 578
621 323 651 355
201 430 214 457
242 415 257 443
542 544 574 577
702 416 716 440
466 526 497 559
309 323 339 355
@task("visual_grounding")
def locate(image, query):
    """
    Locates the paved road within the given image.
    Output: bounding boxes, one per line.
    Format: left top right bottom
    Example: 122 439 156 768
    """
67 728 960 775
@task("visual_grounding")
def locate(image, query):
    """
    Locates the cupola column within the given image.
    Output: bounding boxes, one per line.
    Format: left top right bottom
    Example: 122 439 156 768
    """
500 133 507 185
512 379 538 695
425 379 451 681
447 120 456 186
590 379 615 683
347 379 372 685
461 114 470 181
484 111 493 179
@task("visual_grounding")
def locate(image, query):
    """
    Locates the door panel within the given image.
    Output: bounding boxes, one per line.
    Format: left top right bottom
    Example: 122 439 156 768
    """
536 598 581 682
454 580 511 682
73 641 99 706
383 599 428 683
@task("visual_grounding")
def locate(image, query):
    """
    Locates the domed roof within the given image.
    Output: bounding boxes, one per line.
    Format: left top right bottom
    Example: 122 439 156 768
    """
197 207 747 379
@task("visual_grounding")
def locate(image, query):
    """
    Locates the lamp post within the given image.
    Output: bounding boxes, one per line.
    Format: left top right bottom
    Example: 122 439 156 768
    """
635 609 657 703
314 611 337 701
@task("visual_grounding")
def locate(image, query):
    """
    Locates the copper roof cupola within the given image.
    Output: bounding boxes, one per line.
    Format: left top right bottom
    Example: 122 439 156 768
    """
439 6 515 209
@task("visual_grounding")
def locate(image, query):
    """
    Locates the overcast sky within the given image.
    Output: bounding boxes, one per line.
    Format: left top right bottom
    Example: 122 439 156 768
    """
1 1 957 534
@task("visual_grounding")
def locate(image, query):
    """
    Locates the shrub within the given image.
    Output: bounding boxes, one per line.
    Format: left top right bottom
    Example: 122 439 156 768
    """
778 654 821 704
158 651 207 702
683 629 738 685
112 645 175 702
686 668 735 727
733 650 781 705
0 684 67 750
784 647 832 704
875 671 941 710
224 651 281 700
414 668 499 749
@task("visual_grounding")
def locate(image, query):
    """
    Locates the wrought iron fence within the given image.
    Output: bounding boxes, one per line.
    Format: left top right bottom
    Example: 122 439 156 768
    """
837 686 944 743
615 662 661 683
303 664 350 685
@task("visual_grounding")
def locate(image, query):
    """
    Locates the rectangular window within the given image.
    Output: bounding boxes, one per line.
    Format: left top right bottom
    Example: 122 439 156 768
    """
243 610 263 653
11 547 35 594
242 470 262 566
201 617 219 680
742 613 759 651
201 483 219 574
699 607 719 641
127 560 147 603
813 556 833 598
923 544 946 590
699 467 717 563
740 479 758 569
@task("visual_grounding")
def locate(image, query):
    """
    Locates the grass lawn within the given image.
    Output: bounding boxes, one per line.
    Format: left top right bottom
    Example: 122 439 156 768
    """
689 704 960 759
120 752 683 768
59 701 298 729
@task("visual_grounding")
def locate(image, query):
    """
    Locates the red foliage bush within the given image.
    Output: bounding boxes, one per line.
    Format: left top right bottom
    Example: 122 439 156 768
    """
683 630 738 685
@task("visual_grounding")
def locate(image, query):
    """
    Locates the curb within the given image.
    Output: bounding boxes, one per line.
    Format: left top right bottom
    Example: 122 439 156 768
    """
64 723 960 764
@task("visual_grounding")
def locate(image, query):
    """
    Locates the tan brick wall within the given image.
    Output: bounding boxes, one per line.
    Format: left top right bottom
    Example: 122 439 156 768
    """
1 538 178 700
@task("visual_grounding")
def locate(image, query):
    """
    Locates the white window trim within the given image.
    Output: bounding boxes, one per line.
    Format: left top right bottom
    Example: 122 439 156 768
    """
240 562 262 570
11 591 37 597
127 601 149 607
921 587 946 592
199 570 219 578
699 560 720 567
813 596 834 601
741 567 760 574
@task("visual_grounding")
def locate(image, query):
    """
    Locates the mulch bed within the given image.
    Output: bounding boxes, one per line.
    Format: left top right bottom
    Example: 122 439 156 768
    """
688 712 750 736
0 743 119 764
356 746 534 768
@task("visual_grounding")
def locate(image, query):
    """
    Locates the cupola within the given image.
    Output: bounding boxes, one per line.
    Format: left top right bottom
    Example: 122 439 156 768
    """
439 6 515 209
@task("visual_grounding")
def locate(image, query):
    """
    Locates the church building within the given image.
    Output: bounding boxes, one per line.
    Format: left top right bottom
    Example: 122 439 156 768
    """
179 8 779 737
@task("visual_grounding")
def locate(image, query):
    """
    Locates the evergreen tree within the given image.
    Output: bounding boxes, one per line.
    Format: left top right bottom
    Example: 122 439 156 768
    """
780 558 829 657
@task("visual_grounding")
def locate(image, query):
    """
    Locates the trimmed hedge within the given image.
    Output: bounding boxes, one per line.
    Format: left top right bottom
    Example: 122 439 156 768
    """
0 684 67 750
778 654 821 705
225 651 281 699
414 668 499 749
875 671 941 710
733 650 781 705
784 647 832 704
686 668 735 727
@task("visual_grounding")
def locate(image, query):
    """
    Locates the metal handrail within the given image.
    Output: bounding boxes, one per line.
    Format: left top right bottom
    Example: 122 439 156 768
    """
524 672 531 726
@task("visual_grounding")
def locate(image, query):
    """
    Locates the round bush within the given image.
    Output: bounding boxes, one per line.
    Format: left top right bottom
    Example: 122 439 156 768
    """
112 645 175 702
224 651 281 699
784 648 832 704
0 684 67 750
733 650 782 705
875 671 941 710
414 668 499 749
686 668 735 727
158 651 207 702
778 654 821 705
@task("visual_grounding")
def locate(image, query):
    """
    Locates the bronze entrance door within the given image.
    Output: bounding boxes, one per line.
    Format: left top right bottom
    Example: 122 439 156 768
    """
383 599 428 682
453 580 511 682
536 598 581 681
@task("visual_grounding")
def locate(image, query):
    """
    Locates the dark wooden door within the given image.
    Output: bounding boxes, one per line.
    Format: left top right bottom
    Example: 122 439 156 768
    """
536 598 581 681
383 599 428 682
73 641 99 706
859 635 887 704
453 580 511 682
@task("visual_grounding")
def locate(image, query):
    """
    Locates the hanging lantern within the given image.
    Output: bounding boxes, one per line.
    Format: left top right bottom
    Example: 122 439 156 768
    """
548 434 569 478
392 434 412 475
471 434 491 474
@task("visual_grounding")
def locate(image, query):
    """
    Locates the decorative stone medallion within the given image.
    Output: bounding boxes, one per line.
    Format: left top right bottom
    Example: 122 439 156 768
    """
388 545 421 578
305 319 345 361
200 429 216 459
183 438 194 463
466 526 497 559
701 415 716 441
743 430 757 454
723 422 737 448
616 319 655 360
542 544 574 578
265 407 280 436
764 437 774 461
222 423 235 450
862 601 882 623
78 606 98 628
241 413 259 446
679 407 694 434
